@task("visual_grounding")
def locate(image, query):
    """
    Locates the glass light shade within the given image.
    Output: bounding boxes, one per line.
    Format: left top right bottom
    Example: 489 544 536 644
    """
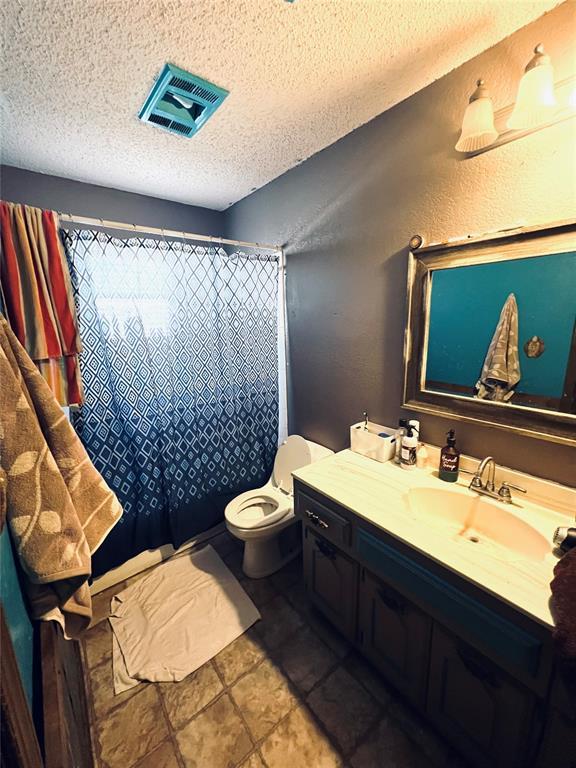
455 83 498 153
507 45 557 130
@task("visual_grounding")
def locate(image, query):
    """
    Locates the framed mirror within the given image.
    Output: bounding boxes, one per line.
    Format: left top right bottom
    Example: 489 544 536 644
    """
403 220 576 446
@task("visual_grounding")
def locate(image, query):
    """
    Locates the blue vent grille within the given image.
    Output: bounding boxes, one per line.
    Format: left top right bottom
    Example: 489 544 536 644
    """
139 63 228 138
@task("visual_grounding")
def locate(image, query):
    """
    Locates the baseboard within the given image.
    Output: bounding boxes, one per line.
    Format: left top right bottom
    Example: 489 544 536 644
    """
90 522 226 595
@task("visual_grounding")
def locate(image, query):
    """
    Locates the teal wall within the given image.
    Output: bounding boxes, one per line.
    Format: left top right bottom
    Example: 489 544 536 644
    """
0 527 34 709
426 252 576 398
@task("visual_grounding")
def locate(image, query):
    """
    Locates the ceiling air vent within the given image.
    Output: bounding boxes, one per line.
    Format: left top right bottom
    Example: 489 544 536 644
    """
139 63 228 138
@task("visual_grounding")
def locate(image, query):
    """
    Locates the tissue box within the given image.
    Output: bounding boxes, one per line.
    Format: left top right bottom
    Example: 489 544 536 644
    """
350 420 396 463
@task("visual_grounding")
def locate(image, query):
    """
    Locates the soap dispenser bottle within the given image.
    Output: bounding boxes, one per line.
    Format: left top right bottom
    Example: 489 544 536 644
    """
400 425 418 470
394 419 408 464
439 429 460 482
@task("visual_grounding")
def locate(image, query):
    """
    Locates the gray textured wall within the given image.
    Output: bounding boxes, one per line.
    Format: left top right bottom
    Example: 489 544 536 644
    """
0 165 224 235
226 3 576 487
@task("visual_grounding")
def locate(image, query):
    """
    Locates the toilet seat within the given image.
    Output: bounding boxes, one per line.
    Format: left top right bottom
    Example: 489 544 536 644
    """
225 488 291 530
225 436 313 532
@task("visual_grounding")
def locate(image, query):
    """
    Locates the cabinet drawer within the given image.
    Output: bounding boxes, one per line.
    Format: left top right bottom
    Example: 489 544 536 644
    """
359 569 431 707
303 530 358 641
427 624 536 768
296 491 351 549
356 528 545 689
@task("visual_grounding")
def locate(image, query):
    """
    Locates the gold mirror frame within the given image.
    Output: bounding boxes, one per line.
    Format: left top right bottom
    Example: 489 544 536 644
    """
403 219 576 447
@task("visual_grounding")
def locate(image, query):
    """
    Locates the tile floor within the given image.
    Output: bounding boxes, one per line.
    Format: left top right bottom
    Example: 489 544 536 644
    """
83 531 470 768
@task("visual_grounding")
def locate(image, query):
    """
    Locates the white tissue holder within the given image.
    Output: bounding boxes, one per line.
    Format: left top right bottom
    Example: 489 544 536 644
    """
350 420 396 463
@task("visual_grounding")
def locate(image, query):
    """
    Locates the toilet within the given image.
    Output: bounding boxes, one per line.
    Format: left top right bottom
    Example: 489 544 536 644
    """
225 435 333 578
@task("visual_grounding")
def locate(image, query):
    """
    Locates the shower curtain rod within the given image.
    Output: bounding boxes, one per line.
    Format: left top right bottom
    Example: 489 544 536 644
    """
58 212 282 253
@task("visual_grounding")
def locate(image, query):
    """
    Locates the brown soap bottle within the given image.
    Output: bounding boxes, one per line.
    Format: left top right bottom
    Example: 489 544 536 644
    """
439 429 460 482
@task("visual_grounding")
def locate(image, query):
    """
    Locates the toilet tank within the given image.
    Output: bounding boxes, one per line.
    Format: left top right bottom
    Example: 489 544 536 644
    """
272 436 333 494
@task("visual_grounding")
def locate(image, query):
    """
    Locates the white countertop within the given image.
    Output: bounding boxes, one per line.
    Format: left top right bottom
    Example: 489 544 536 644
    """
293 449 576 629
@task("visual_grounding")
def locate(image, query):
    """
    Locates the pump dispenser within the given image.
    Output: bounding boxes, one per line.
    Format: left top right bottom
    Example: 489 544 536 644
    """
439 429 460 482
394 419 408 464
400 425 418 470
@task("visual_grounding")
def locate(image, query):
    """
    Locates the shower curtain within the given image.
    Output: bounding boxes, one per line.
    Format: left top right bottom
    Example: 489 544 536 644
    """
64 229 280 576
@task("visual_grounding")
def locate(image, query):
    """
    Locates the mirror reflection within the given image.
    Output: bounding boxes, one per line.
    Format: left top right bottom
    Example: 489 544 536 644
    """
424 251 576 414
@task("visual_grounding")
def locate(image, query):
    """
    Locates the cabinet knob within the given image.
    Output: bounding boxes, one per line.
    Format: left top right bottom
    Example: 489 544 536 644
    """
378 587 406 615
315 538 336 560
457 644 501 688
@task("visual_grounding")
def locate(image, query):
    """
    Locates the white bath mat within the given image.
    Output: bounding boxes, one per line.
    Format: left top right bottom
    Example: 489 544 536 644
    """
109 545 260 693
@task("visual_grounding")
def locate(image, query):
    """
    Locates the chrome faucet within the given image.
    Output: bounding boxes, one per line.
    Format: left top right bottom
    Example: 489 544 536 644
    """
471 456 496 494
463 456 526 504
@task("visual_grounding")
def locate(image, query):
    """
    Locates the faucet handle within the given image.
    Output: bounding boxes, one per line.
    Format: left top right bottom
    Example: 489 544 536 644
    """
497 481 527 503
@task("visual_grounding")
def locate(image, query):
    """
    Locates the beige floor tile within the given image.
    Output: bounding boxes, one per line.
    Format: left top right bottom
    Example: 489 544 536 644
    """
84 619 113 669
388 697 465 767
307 666 380 754
350 714 434 768
344 652 392 707
255 594 304 650
210 530 241 559
223 548 245 579
230 658 297 741
91 582 126 626
274 624 337 693
305 607 351 659
282 578 308 615
175 694 252 768
240 575 278 608
260 706 344 768
159 663 223 730
270 557 303 593
97 686 169 768
214 627 266 686
88 654 142 721
239 752 266 768
135 740 180 768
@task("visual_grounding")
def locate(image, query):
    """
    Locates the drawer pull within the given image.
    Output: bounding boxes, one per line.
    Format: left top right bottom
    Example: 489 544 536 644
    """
306 509 329 530
378 588 406 615
316 538 336 560
457 644 501 689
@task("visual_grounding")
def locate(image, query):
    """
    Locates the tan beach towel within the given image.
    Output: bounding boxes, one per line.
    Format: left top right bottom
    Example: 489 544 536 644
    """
475 293 521 402
0 316 122 637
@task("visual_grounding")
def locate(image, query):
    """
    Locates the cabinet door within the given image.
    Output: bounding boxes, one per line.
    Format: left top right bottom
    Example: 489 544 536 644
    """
536 707 576 768
427 624 535 768
358 569 431 707
303 528 358 641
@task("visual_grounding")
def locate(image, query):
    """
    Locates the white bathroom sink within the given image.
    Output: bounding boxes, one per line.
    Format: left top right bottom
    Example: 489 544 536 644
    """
406 487 550 562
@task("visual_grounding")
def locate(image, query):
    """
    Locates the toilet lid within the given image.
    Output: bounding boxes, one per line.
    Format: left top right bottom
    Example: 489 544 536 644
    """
273 435 312 494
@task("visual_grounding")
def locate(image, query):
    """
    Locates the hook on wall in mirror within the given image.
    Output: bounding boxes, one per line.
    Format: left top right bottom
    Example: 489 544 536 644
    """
524 336 545 358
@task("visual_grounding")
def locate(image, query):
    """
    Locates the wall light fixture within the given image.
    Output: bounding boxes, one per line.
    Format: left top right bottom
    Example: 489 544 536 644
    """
456 42 575 156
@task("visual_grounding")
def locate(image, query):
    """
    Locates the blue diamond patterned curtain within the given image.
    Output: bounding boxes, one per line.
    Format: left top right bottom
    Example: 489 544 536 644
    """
63 229 279 576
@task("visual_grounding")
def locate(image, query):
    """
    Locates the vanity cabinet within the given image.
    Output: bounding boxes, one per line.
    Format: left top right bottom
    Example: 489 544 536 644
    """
303 527 358 641
294 478 564 768
427 624 536 768
536 672 576 768
358 568 431 707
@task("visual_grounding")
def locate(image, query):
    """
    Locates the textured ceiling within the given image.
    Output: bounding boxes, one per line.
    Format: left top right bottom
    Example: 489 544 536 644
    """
0 0 561 211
